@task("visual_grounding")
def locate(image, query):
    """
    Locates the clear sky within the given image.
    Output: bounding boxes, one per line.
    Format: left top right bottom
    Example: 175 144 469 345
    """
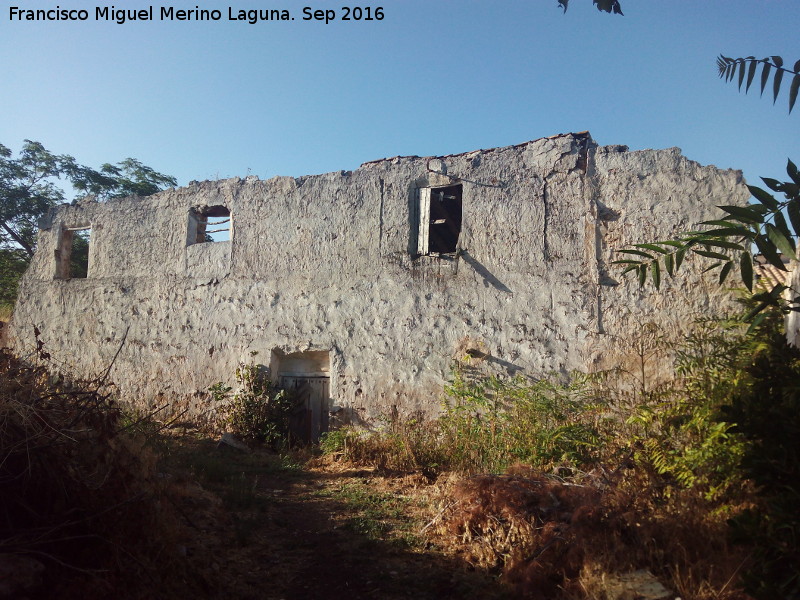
1 1 798 191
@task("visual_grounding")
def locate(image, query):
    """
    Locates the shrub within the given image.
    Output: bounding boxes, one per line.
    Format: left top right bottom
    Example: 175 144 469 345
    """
212 358 294 445
616 320 750 503
722 322 800 599
441 367 602 473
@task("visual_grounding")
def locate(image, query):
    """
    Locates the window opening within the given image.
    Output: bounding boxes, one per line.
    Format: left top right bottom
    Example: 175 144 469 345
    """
418 184 462 255
57 225 91 279
189 205 230 244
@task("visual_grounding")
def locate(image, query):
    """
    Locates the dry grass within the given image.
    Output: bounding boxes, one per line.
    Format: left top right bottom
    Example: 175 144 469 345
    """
320 415 447 476
0 304 12 322
0 306 11 347
423 464 751 600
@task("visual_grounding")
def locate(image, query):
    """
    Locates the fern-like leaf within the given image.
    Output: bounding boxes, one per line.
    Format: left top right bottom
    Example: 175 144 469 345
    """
760 59 772 96
773 56 785 104
789 73 800 114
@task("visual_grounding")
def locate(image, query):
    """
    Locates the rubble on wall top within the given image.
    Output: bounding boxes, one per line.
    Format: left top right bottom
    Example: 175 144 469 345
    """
359 131 594 168
159 132 603 194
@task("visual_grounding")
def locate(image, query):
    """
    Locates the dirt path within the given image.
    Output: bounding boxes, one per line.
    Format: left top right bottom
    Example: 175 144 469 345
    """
167 437 508 600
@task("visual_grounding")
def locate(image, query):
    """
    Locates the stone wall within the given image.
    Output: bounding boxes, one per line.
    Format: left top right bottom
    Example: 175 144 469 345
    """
8 133 749 424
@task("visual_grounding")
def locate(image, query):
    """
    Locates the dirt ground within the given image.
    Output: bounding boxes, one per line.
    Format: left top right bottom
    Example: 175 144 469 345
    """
165 435 509 600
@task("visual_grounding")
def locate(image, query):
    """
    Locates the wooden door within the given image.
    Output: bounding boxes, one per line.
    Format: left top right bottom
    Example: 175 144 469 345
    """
280 375 330 443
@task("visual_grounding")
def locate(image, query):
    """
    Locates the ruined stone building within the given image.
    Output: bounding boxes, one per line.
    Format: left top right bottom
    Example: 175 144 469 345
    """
8 132 748 438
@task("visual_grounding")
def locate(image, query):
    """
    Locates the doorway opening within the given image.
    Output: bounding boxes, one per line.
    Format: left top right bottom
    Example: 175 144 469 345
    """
272 350 330 443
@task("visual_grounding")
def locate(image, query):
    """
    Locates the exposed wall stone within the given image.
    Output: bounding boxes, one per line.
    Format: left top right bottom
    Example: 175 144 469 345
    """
786 255 800 348
8 133 749 423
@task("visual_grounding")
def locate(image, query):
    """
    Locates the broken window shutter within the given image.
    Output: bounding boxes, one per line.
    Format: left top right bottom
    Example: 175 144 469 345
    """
417 187 431 255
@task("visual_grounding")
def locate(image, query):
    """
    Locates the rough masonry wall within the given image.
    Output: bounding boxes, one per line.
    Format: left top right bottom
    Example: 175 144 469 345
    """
588 144 749 375
9 133 748 423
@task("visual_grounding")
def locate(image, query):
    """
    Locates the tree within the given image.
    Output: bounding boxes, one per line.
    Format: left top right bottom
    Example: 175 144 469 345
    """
617 54 800 600
0 141 72 258
0 140 176 307
0 141 176 260
71 157 178 200
0 247 29 308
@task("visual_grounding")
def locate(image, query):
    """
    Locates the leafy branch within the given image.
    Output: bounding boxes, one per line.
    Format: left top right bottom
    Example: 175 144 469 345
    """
1 141 176 259
614 160 800 323
558 0 623 15
717 55 800 113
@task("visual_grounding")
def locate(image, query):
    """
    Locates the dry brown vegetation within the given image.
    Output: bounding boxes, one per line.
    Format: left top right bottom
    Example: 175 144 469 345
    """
424 465 750 600
0 337 763 600
0 347 504 599
0 348 218 599
321 422 752 599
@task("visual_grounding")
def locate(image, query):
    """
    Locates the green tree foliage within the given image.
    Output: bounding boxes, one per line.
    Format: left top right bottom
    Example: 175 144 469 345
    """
71 157 178 200
68 230 90 279
0 248 28 307
0 140 176 259
0 141 71 258
717 55 800 113
0 140 176 308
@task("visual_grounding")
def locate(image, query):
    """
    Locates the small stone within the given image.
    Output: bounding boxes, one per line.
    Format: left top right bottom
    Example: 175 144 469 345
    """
217 432 251 453
604 569 672 600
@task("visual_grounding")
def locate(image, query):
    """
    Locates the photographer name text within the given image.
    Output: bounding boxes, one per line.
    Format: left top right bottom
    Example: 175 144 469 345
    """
8 5 384 24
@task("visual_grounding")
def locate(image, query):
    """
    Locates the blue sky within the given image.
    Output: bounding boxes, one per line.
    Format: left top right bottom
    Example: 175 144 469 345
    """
1 1 798 190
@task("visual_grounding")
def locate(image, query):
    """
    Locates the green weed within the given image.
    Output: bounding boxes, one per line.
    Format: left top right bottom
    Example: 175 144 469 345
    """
211 354 294 445
441 367 603 473
321 321 758 513
324 482 420 547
